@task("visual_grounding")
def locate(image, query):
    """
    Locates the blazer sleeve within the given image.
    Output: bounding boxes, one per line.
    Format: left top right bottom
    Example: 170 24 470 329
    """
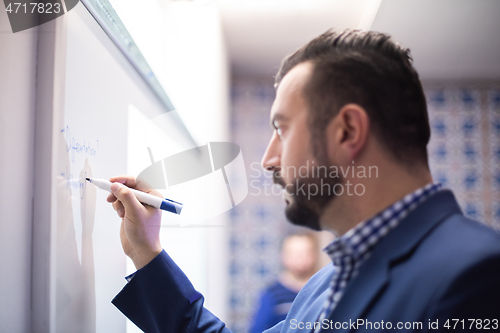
112 250 232 333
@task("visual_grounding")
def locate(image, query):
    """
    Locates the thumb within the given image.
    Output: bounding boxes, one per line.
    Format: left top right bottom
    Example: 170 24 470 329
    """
110 183 144 213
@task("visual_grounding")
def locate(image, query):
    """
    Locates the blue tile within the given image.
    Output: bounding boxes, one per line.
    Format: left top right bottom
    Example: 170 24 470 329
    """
435 173 448 187
495 206 500 219
230 237 239 251
230 262 240 276
434 145 447 160
432 119 446 136
230 294 240 307
464 144 477 160
255 205 270 219
255 264 270 277
430 91 446 106
463 120 477 135
491 90 500 108
461 90 476 106
464 173 478 189
256 86 275 102
492 121 500 135
494 173 500 188
230 206 240 218
255 236 269 249
231 117 239 130
465 203 478 218
231 86 242 101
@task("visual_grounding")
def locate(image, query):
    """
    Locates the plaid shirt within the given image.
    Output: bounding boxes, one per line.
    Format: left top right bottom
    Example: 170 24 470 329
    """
314 182 443 332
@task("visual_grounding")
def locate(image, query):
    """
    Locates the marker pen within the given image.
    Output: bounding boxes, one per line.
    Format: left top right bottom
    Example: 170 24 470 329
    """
86 178 183 214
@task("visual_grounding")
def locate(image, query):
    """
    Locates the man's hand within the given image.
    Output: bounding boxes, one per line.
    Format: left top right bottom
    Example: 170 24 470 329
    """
106 175 163 270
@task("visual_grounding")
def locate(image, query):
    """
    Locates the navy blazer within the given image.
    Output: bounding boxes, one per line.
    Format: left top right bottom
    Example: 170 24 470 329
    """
113 190 500 332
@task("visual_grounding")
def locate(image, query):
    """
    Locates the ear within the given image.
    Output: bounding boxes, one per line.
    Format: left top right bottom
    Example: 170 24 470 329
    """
326 104 369 164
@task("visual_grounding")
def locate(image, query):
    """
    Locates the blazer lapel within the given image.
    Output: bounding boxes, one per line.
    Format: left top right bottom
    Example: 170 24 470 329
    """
323 190 462 332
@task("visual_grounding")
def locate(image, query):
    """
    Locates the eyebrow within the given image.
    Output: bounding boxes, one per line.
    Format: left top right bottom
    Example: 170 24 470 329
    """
270 113 288 128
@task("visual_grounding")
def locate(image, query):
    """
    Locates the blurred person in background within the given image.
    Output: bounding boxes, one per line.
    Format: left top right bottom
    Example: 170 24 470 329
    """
250 233 319 333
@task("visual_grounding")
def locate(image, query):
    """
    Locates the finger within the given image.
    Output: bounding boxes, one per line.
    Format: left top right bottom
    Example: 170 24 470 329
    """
106 192 117 203
112 200 125 217
108 184 161 202
112 200 125 212
144 187 163 199
109 175 162 198
109 175 142 189
110 183 145 214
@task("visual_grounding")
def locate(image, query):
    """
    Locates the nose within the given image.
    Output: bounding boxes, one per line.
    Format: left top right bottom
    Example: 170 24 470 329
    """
261 131 281 171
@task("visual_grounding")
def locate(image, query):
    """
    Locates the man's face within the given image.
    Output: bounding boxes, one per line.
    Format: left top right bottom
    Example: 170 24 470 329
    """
281 236 318 278
261 62 340 230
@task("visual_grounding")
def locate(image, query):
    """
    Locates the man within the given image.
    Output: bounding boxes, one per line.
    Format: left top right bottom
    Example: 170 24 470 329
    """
250 233 319 333
108 30 500 332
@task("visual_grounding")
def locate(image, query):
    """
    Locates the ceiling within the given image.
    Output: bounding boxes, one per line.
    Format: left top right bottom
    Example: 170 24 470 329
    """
217 0 500 80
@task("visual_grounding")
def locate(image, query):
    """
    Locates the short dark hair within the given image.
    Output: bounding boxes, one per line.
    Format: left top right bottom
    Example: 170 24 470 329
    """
275 29 430 165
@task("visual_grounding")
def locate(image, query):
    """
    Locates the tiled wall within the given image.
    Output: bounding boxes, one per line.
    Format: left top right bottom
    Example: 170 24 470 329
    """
229 79 287 333
228 77 500 332
426 86 500 228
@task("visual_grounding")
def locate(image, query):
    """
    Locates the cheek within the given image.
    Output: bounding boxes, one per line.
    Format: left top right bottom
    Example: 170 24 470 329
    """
280 133 313 181
279 150 300 182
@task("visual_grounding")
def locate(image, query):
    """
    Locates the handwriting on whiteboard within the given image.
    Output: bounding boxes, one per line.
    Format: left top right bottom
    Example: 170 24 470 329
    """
61 126 100 164
60 165 85 200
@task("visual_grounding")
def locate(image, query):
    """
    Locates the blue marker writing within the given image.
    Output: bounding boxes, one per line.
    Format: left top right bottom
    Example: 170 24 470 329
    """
86 178 183 214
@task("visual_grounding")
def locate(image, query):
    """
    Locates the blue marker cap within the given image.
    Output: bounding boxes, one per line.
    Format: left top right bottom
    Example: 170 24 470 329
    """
160 198 183 215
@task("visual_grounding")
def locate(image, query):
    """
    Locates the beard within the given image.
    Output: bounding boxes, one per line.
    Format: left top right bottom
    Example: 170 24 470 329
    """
273 162 341 231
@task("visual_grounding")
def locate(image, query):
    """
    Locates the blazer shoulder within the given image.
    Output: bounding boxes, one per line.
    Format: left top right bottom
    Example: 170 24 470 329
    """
438 213 500 250
418 213 500 272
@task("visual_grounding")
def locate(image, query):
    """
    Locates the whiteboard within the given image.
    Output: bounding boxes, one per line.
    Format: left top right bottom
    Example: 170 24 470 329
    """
32 2 195 332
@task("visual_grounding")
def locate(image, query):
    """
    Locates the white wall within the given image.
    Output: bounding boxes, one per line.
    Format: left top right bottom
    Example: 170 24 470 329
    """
0 9 38 333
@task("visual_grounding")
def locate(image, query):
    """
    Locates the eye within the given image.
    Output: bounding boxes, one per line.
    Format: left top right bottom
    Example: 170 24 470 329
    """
272 120 283 137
